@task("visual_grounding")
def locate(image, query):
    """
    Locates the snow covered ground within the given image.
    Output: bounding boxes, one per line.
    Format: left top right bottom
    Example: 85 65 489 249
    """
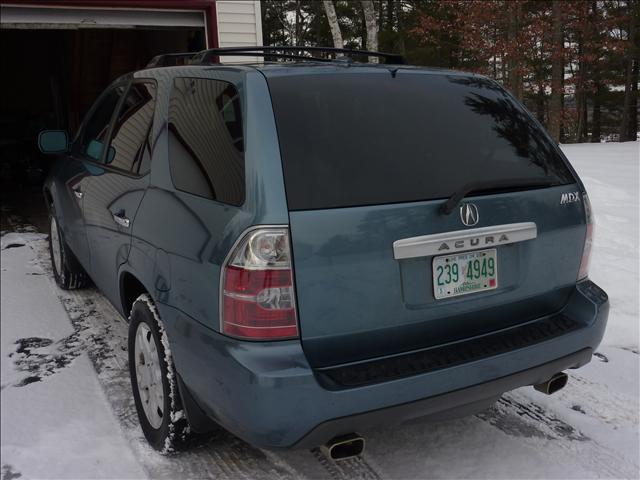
1 142 638 479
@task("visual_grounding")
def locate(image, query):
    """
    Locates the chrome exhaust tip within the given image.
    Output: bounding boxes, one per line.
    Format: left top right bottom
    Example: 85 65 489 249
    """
320 433 365 461
534 372 568 395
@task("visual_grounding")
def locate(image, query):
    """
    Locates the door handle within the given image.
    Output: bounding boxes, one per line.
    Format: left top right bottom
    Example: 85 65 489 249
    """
112 211 130 228
72 187 83 199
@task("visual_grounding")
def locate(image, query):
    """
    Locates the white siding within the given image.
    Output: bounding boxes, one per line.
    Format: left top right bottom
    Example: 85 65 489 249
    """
216 0 263 63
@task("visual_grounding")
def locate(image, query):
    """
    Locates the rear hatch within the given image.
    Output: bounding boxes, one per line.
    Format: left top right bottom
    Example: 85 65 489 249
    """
266 68 586 368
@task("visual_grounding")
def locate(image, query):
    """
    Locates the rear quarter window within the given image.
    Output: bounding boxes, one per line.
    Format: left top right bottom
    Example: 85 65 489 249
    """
168 77 245 206
267 72 575 210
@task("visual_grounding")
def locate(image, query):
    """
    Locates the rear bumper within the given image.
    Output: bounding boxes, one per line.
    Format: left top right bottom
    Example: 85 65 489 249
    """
160 280 608 449
295 348 592 448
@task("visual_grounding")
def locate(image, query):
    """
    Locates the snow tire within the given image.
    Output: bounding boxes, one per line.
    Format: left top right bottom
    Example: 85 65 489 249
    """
128 294 191 453
48 205 89 290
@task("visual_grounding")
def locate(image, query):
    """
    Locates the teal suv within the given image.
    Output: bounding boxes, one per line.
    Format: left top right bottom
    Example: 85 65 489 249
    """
39 47 608 456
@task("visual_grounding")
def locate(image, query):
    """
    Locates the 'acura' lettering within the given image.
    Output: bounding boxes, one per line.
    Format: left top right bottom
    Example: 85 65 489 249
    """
438 234 510 251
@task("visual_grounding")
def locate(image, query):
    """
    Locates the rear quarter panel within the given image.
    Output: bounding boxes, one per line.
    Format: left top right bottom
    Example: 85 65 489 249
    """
127 68 290 334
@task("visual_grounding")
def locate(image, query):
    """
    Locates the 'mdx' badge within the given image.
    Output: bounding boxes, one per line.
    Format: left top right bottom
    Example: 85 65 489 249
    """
560 192 581 205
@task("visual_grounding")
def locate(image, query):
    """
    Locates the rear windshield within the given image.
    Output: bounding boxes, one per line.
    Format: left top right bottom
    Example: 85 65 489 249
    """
267 72 575 210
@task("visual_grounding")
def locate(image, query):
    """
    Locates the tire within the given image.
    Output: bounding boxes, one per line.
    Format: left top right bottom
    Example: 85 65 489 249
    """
128 294 191 453
48 206 89 290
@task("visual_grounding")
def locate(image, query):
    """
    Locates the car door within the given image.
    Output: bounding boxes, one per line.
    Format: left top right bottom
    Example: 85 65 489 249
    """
59 84 126 269
82 80 157 306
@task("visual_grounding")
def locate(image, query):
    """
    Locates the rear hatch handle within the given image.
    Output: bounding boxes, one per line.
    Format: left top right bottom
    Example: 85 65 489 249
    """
393 222 538 260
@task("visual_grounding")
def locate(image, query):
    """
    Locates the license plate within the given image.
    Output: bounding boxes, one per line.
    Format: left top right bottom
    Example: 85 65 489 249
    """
432 249 498 299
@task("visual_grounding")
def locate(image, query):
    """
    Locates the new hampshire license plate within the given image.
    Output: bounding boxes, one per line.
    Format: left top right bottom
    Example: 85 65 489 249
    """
432 249 498 299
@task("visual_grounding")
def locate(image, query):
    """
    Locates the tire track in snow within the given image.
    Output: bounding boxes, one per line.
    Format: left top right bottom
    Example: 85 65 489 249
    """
1 464 22 480
478 391 638 478
477 394 587 442
560 373 639 428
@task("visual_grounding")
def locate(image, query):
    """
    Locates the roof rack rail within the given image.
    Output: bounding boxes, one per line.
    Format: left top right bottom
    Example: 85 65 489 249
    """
194 46 406 65
145 46 407 68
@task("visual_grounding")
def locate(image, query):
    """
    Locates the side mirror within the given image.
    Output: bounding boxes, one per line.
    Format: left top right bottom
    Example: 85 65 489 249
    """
38 130 69 154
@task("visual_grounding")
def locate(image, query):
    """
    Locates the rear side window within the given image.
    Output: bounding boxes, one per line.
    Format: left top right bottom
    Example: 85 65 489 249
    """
267 73 575 210
108 82 157 175
168 77 245 206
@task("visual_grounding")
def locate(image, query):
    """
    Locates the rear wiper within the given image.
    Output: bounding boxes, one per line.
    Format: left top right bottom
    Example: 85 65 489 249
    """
440 177 555 215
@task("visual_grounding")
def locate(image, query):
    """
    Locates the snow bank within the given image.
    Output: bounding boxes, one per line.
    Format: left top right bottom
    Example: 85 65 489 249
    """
563 142 639 351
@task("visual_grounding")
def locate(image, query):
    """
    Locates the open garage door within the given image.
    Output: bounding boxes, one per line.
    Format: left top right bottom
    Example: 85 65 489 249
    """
0 4 209 131
0 5 207 30
0 4 209 224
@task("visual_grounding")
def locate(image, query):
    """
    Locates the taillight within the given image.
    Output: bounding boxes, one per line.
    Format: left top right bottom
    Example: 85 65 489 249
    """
220 227 298 340
577 193 594 281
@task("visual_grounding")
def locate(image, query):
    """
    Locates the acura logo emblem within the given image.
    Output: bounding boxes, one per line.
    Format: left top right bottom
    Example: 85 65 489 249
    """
460 203 479 227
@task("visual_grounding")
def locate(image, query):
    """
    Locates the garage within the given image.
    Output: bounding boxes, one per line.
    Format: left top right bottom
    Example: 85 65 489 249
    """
0 0 261 229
